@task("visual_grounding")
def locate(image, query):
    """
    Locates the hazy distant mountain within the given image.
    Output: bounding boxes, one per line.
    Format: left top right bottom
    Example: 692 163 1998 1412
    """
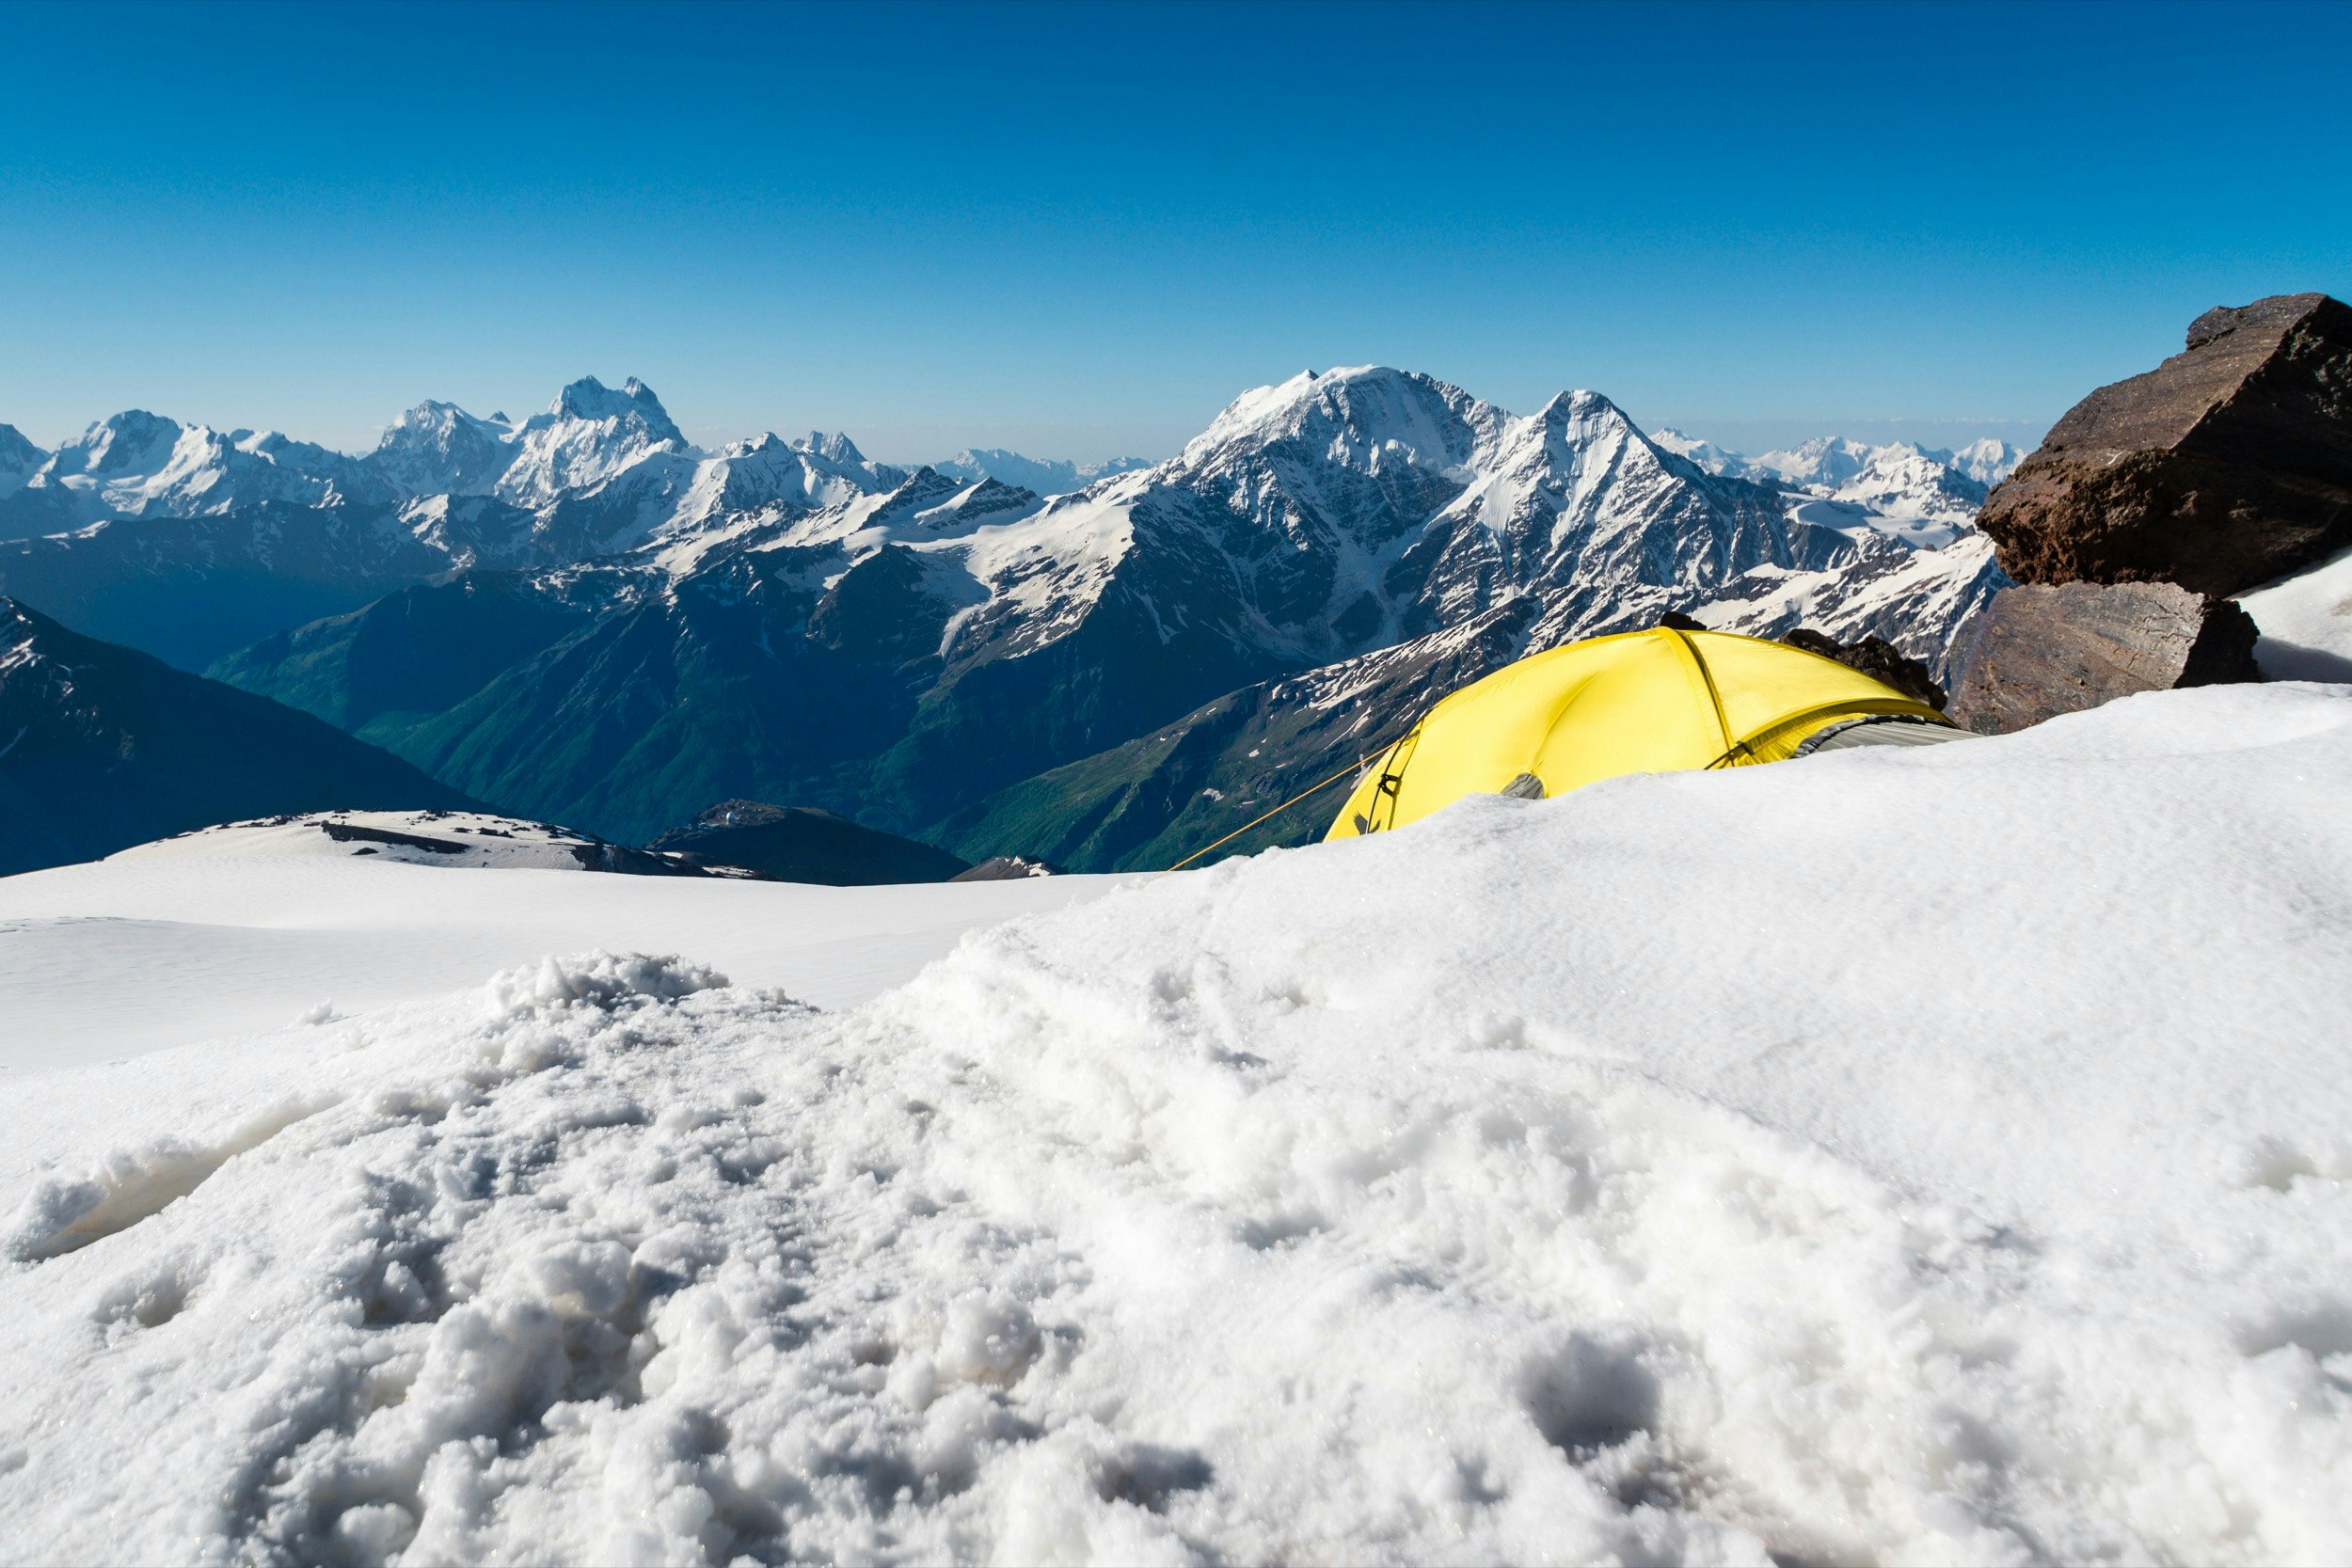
1947 436 2029 486
363 400 516 496
931 448 1151 495
7 411 394 531
1653 428 2029 548
0 597 474 876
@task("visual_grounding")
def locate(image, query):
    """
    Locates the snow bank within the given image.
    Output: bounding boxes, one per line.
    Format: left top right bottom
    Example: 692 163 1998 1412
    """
2243 542 2352 682
3 684 2349 1564
0 832 1117 1071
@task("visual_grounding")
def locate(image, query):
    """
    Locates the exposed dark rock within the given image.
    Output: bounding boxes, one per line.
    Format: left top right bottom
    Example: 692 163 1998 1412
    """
562 838 712 878
318 820 469 854
949 855 1059 881
1779 627 1947 711
1945 582 2262 735
1978 293 2352 596
1656 610 1708 632
807 545 956 666
650 800 970 885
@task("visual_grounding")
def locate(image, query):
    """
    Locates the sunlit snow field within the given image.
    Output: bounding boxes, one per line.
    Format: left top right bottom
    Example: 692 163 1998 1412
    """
0 823 1120 1072
4 685 2351 1564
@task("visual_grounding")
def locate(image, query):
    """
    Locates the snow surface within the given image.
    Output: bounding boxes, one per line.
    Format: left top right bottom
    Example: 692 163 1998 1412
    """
3 682 2349 1564
2242 542 2352 683
0 819 1119 1073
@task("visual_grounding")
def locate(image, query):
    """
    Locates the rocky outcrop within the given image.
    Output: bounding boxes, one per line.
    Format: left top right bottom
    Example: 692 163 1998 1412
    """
949 855 1058 881
1978 293 2352 597
1945 582 2260 735
1779 628 1947 711
649 800 969 885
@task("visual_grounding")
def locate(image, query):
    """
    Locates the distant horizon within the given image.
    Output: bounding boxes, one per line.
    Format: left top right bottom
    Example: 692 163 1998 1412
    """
1 365 2052 472
8 0 2343 467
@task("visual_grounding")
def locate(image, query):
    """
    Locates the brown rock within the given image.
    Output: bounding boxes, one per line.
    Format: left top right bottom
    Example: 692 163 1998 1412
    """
1978 293 2352 597
1779 628 1947 711
1945 582 2261 734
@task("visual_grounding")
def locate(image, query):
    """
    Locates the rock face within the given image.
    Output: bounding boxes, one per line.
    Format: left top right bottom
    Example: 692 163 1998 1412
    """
1978 293 2352 597
948 855 1058 881
1779 628 1947 711
1945 582 2260 735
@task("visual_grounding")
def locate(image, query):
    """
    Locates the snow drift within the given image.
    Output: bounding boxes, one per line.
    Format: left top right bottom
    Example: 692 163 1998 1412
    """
3 683 2349 1564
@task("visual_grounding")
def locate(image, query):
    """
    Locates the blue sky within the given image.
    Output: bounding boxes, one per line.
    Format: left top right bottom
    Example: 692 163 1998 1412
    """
2 0 2345 463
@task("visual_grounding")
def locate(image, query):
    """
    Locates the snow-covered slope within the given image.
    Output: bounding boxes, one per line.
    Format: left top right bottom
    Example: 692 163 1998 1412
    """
1657 431 2028 536
364 402 516 497
491 377 692 510
948 368 2001 667
2241 541 2352 681
2 681 2346 1563
361 386 910 560
932 449 1150 496
1948 436 2029 486
1646 427 1762 480
0 818 1118 1070
0 424 46 499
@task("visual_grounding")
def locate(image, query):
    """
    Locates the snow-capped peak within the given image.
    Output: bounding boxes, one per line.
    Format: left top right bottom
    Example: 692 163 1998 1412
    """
1181 365 1502 479
1648 428 1762 480
551 374 684 445
365 400 518 498
0 423 54 499
1640 426 2028 540
495 375 695 509
1751 435 1882 490
1948 437 2027 487
790 430 872 468
44 410 185 480
930 449 1150 497
23 411 389 520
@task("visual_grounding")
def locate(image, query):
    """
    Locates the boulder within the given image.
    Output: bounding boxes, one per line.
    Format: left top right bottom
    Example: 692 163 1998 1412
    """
949 854 1059 881
1779 628 1947 711
1945 582 2260 735
1977 293 2352 597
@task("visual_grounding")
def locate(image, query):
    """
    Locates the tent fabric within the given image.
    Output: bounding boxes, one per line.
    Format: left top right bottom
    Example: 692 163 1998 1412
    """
1793 714 1977 757
1327 627 1952 839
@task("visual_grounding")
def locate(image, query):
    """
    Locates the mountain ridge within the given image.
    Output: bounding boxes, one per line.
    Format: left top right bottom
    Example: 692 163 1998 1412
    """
0 596 476 876
200 365 2007 851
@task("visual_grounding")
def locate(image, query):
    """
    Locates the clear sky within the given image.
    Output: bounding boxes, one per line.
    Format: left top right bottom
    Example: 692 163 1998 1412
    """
3 0 2346 464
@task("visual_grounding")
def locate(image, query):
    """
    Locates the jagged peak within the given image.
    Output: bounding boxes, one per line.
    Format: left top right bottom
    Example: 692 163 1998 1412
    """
72 408 182 442
1530 388 1629 425
1191 364 1484 458
791 430 870 467
715 432 796 461
553 375 680 439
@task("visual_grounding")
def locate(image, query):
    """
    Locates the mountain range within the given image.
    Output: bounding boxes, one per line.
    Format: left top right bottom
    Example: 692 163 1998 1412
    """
1 371 2017 872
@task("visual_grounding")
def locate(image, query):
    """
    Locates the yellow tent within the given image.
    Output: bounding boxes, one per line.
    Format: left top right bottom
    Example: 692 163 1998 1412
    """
1327 626 1956 839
